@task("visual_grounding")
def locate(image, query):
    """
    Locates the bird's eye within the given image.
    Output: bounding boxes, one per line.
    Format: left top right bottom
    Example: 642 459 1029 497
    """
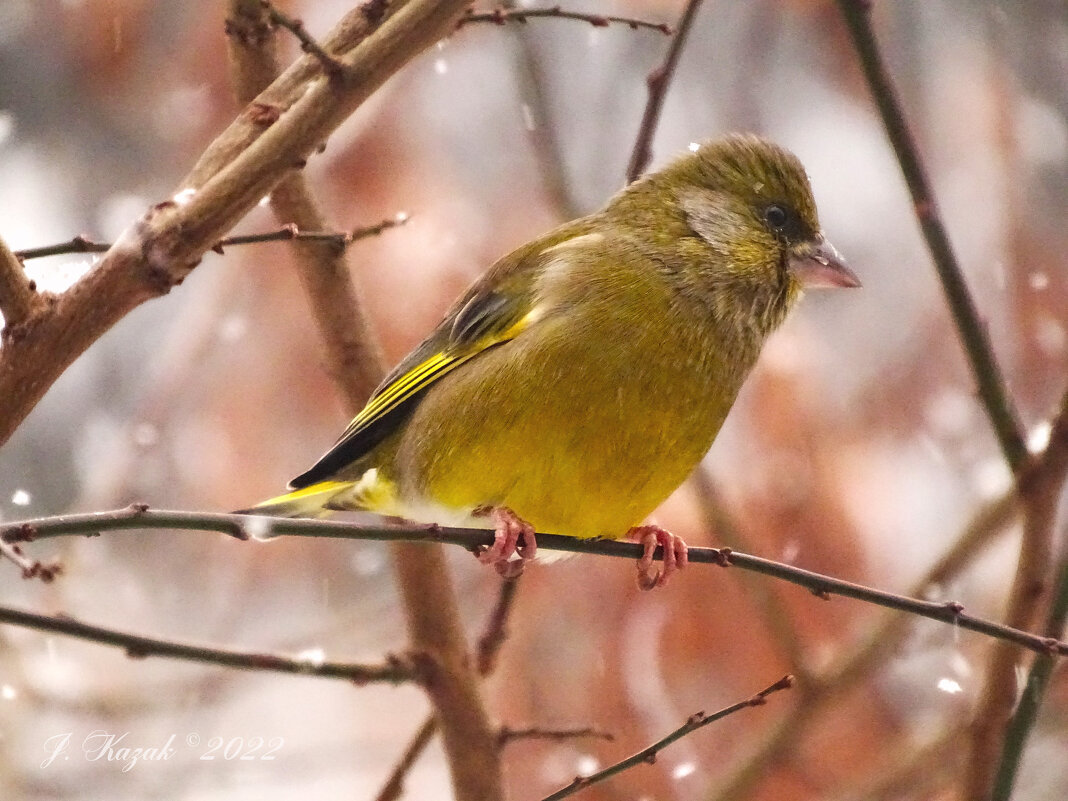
763 204 788 231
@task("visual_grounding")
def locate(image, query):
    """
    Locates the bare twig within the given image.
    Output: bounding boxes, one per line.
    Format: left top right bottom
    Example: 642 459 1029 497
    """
625 0 704 183
6 506 1067 657
374 716 439 801
708 446 1035 801
0 604 414 682
499 726 614 746
0 235 39 329
835 0 1028 473
477 574 522 675
374 576 522 801
459 7 671 35
967 390 1068 795
260 0 346 75
541 675 793 801
15 220 408 261
0 538 60 582
992 558 1068 800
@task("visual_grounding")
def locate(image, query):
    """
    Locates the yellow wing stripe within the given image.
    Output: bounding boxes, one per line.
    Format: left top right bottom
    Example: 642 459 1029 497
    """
333 307 541 445
334 352 460 444
255 480 351 509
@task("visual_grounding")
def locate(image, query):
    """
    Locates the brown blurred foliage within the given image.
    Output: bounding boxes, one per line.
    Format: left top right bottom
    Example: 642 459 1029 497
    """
0 1 1065 800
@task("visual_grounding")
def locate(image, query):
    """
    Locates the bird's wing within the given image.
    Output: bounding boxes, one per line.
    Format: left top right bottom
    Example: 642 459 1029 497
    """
287 224 590 489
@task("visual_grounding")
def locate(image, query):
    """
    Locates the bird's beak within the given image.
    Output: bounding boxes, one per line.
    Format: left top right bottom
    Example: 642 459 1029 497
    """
788 235 861 289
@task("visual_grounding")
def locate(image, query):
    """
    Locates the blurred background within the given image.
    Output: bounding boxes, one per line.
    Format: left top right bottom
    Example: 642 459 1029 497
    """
0 0 1066 799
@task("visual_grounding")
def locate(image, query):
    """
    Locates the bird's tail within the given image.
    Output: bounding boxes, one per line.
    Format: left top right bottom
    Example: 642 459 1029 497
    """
233 480 354 518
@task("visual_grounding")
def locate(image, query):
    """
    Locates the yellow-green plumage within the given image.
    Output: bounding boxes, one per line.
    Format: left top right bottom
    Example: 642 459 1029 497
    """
247 134 858 540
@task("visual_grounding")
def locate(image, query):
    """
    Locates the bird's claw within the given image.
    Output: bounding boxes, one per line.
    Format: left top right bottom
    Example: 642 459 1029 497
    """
631 524 688 590
475 506 537 575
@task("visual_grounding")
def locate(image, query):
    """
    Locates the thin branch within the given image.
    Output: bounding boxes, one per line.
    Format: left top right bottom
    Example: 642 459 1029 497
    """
625 0 704 183
374 576 522 801
260 0 346 75
0 538 60 582
992 558 1068 800
0 234 39 329
0 604 414 683
458 7 671 35
477 573 522 675
835 0 1029 473
15 219 408 261
499 726 614 746
541 675 793 801
691 467 814 683
6 506 1067 657
967 389 1068 796
374 716 439 801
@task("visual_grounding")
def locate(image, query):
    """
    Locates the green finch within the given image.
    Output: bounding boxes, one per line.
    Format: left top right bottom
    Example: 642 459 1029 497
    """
241 134 859 588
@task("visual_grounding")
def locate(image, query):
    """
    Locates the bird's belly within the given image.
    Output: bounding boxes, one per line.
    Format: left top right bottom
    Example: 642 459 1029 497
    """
395 354 730 538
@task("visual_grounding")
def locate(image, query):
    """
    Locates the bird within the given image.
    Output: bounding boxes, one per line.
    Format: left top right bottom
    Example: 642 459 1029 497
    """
239 134 859 589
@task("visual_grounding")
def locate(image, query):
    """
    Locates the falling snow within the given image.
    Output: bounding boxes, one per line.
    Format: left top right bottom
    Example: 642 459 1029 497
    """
936 677 963 695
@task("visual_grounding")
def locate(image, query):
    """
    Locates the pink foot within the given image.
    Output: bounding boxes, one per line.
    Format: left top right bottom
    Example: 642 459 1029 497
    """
630 524 688 590
474 507 537 578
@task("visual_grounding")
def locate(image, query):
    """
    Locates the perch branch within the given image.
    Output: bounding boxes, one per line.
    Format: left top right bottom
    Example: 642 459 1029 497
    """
541 675 793 801
0 604 414 682
4 506 1067 657
625 0 704 183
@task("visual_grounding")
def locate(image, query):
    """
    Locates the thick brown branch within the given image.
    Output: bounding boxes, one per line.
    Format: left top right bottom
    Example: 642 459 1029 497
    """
195 0 402 189
459 7 671 34
0 235 39 330
0 603 414 682
0 0 470 448
542 676 793 801
625 0 704 183
6 506 1067 658
224 1 503 797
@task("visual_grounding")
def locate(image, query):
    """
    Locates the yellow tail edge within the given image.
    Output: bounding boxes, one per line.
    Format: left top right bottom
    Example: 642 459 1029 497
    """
233 480 353 518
